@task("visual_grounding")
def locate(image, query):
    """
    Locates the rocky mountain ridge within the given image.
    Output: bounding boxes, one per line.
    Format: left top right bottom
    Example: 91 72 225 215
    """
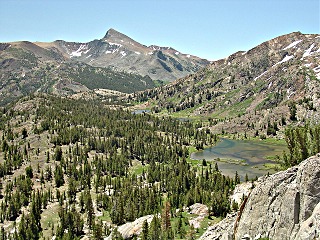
0 28 209 105
134 31 320 136
0 39 155 105
199 154 320 240
34 28 210 82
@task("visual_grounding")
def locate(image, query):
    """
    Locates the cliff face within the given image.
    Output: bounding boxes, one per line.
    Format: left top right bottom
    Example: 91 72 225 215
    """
199 154 320 240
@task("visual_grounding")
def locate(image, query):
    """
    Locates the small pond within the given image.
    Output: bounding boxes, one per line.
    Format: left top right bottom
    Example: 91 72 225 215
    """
132 109 151 114
191 138 287 180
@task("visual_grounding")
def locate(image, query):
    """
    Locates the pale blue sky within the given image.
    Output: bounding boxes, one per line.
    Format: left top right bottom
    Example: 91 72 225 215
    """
1 0 319 60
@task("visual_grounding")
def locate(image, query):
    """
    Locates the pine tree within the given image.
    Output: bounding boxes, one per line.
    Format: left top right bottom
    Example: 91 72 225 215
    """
234 171 240 184
141 219 148 240
54 164 64 187
111 228 124 240
148 215 161 240
85 190 94 230
245 173 249 182
93 219 103 240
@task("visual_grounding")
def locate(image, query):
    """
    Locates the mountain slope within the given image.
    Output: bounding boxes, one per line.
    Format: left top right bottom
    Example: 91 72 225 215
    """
0 28 209 104
0 40 155 105
35 28 210 82
134 32 320 135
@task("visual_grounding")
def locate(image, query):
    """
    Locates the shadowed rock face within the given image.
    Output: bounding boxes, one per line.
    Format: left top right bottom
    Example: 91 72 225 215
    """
199 154 320 240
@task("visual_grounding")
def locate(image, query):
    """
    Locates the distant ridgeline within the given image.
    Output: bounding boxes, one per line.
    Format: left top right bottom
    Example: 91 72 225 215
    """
132 32 320 138
0 28 209 105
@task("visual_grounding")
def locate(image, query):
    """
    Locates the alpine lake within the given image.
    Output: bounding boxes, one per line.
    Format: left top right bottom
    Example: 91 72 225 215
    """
131 109 288 181
191 138 288 181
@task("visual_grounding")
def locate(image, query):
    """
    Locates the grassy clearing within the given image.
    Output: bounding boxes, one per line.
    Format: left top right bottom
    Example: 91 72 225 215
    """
41 203 60 239
262 163 284 171
130 159 147 175
216 158 248 166
260 137 287 146
98 210 112 222
187 158 202 167
228 97 254 117
197 216 221 237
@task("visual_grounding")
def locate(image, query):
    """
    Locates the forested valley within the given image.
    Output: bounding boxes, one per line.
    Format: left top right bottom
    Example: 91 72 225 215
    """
0 94 239 240
0 92 318 240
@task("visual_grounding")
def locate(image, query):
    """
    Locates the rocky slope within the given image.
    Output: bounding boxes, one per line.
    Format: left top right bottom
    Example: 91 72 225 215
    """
0 40 155 105
35 28 210 82
135 32 320 135
199 154 320 240
0 28 208 105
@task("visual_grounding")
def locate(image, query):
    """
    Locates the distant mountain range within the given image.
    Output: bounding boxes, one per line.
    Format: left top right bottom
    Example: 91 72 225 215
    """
35 28 209 82
134 32 320 135
0 28 209 105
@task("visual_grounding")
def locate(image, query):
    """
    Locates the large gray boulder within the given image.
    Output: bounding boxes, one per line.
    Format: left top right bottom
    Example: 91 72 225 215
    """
198 213 237 240
199 154 320 240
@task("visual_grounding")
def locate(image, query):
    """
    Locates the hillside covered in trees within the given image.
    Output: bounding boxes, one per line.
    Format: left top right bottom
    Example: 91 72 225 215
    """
0 94 241 239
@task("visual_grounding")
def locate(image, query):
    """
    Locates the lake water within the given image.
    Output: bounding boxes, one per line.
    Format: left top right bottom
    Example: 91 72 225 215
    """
132 109 151 114
191 138 287 180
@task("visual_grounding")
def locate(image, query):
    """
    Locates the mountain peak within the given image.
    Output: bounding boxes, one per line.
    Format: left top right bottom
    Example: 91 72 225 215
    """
103 28 125 39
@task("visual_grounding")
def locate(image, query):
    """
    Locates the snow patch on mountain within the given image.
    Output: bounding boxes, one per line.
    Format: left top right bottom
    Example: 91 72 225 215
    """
273 55 294 67
283 40 302 50
254 54 295 81
254 70 268 81
120 51 127 57
109 42 122 48
70 44 88 57
303 43 315 58
314 66 320 79
287 87 295 99
314 66 320 72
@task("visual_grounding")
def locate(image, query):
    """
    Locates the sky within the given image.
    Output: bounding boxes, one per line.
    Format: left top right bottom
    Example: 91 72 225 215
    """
1 0 319 60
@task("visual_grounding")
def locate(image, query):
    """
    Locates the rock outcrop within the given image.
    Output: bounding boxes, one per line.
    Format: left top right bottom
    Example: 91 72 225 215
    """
230 182 253 206
106 215 154 240
188 203 209 229
199 154 320 239
198 213 237 240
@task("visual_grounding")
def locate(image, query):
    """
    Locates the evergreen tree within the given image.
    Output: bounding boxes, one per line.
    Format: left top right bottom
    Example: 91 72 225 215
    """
54 164 64 187
111 228 123 240
141 219 149 240
148 215 161 240
85 190 94 229
93 219 103 240
22 128 28 139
